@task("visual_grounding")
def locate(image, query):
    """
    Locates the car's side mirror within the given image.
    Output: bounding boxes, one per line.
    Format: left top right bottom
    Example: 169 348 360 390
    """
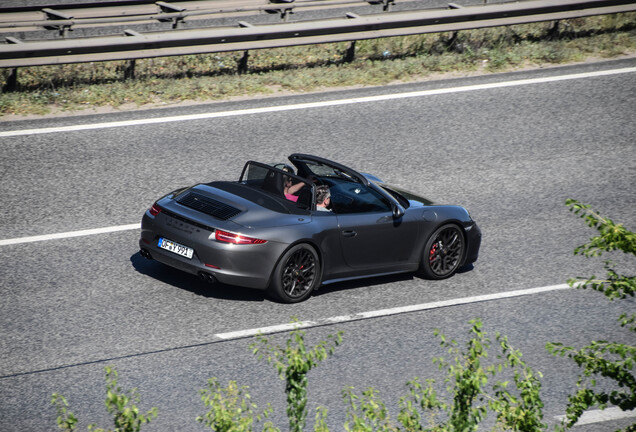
392 204 405 219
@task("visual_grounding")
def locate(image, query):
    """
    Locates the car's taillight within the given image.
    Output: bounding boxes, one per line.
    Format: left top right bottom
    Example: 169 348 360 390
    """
215 230 266 245
149 203 161 216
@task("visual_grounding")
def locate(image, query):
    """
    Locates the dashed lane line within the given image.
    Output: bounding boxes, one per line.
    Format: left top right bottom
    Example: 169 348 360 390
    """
0 224 140 246
2 283 574 380
214 284 573 339
555 407 636 426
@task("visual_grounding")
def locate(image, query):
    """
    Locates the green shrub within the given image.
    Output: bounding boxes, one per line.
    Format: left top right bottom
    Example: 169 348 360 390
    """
342 319 547 432
251 322 343 432
547 200 636 432
52 366 157 432
197 378 279 432
51 393 78 432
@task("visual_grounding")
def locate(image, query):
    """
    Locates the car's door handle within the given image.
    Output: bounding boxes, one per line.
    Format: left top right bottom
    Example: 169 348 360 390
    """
342 230 357 238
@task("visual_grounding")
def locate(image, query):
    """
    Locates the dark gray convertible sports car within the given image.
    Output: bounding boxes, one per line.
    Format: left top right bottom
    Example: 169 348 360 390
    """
139 154 481 303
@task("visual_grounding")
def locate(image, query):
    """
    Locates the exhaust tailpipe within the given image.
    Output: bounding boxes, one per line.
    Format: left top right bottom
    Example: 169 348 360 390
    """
198 272 217 284
140 249 152 260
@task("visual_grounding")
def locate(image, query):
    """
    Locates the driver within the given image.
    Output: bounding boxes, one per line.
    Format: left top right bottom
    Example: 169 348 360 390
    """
315 185 331 212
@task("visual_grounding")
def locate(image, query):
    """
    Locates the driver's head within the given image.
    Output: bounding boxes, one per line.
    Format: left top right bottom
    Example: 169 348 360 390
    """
316 185 331 205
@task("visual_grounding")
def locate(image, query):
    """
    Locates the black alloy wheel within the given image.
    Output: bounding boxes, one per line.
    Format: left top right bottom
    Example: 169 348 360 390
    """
420 224 465 279
270 244 320 303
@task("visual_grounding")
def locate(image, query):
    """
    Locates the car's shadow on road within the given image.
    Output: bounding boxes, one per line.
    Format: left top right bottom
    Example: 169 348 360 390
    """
312 264 473 298
457 263 475 274
130 252 269 302
131 252 476 303
310 263 475 297
311 273 415 298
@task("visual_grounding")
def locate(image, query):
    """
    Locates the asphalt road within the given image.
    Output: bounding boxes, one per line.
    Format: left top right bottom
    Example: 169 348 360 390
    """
1 58 635 431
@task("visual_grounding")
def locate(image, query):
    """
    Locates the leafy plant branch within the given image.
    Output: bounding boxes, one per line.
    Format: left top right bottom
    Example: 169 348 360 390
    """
547 200 636 431
251 320 343 432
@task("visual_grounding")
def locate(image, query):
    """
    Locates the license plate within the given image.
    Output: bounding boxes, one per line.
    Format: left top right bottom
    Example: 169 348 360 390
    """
158 237 194 259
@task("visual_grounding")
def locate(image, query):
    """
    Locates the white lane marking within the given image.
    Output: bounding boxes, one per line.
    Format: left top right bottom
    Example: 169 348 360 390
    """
217 321 320 339
1 67 634 138
555 407 636 425
215 283 572 339
0 224 139 246
219 282 635 428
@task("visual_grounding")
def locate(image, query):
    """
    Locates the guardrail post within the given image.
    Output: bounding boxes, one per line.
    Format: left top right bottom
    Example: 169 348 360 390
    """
3 68 18 92
3 37 22 92
270 0 294 21
43 8 73 37
344 14 359 63
237 21 253 74
447 3 463 50
156 1 186 29
123 30 141 80
124 60 136 80
547 20 561 39
238 50 249 74
344 40 356 63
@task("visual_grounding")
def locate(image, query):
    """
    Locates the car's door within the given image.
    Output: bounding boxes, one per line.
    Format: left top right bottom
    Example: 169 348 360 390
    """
331 182 419 269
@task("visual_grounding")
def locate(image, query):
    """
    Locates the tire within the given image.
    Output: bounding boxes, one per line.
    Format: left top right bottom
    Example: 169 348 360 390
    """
269 244 321 303
420 224 465 280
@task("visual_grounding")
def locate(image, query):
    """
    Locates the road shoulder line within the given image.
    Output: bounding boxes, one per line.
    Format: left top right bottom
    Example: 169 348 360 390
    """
1 67 634 138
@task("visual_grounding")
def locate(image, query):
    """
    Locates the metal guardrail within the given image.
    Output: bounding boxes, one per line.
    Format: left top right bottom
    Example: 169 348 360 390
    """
0 0 404 33
0 0 634 70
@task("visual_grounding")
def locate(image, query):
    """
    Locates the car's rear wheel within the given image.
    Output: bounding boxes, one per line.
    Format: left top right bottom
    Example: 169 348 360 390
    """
269 244 321 303
420 224 465 279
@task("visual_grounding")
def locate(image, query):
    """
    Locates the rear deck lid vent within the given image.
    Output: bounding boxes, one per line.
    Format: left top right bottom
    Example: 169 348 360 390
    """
177 192 242 221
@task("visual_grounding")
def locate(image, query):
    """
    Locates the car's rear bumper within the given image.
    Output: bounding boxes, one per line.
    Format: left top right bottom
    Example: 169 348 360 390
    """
139 211 288 290
139 239 270 290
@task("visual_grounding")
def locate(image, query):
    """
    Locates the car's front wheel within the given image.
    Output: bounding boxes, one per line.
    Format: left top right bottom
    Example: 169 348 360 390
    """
420 224 465 279
269 244 321 303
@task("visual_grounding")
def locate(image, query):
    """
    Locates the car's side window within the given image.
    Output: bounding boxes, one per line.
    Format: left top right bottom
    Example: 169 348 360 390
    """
331 183 391 214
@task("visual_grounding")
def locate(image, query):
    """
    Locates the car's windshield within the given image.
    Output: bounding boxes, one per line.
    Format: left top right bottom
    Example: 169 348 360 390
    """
324 177 391 214
378 184 410 208
380 184 432 206
291 158 358 183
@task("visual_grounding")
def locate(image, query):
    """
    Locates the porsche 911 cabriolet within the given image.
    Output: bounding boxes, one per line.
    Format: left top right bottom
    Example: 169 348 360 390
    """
139 154 481 303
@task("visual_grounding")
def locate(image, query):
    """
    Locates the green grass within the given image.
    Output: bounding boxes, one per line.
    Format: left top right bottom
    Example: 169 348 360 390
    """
1 13 634 117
